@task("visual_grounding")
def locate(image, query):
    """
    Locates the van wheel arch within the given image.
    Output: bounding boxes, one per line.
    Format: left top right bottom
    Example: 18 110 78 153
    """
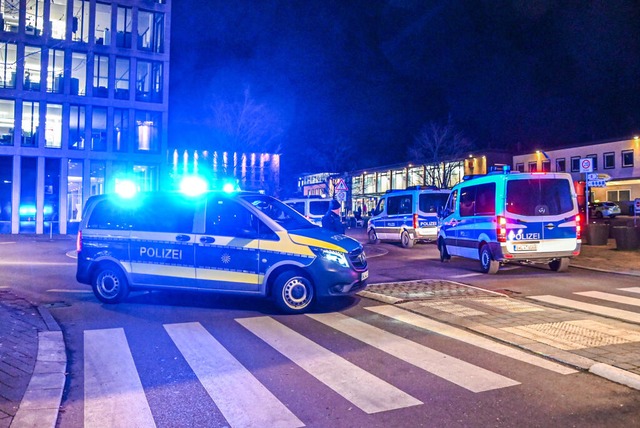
479 244 499 274
92 261 130 304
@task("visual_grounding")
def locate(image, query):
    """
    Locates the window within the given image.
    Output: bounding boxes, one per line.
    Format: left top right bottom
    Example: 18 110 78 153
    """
607 189 630 203
93 55 109 97
0 99 15 145
116 6 133 48
387 195 412 215
459 187 475 217
587 154 598 171
506 179 574 216
528 162 537 172
19 157 37 233
47 49 65 93
133 196 196 233
24 46 41 91
135 111 160 152
25 0 45 34
45 103 62 148
113 108 129 152
515 163 524 172
603 152 615 169
91 107 107 151
0 42 17 89
474 184 496 215
205 199 255 237
68 159 83 221
115 58 130 99
71 52 87 95
132 164 158 191
90 161 105 196
136 61 163 102
86 199 133 230
555 158 566 172
50 0 67 40
542 160 550 172
622 150 634 167
21 101 40 147
44 158 61 231
418 193 449 214
69 105 85 149
137 10 164 53
2 0 19 33
570 157 580 172
95 2 112 45
72 0 90 42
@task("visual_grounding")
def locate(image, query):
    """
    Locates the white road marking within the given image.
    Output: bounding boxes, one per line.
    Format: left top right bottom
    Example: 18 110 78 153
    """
237 316 421 414
529 295 640 324
165 322 304 428
0 261 76 266
619 287 640 294
84 328 156 428
449 273 483 278
365 305 576 374
307 312 520 392
575 291 640 308
46 289 92 293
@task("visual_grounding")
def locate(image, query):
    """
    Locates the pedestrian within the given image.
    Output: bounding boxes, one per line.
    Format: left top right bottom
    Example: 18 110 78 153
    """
322 199 345 234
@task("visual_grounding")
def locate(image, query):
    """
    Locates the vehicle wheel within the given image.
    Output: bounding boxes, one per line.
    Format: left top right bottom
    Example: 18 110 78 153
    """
92 263 129 304
595 211 603 218
549 257 570 272
401 231 415 248
438 237 450 262
368 229 379 244
480 245 499 274
273 271 314 314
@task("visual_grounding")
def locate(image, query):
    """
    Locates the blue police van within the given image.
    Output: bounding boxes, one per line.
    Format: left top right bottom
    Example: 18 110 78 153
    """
437 169 581 274
76 191 368 313
367 186 450 248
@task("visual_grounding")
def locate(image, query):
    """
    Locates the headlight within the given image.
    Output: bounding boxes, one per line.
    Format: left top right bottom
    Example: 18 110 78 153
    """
313 248 350 268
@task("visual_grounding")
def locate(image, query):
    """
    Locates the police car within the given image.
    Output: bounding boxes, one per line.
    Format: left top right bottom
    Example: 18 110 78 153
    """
283 197 332 226
76 190 368 313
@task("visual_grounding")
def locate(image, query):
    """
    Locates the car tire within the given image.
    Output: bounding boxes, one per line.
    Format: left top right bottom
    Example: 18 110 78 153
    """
549 257 570 272
480 245 499 274
273 271 314 314
438 237 450 262
401 231 415 248
92 263 129 304
595 211 603 218
368 229 379 244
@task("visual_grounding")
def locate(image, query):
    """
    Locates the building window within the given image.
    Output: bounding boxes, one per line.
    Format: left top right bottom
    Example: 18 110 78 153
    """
0 42 17 89
135 110 160 152
21 101 40 147
622 150 634 167
20 157 37 233
515 163 524 172
603 152 615 169
542 160 550 172
45 103 62 148
68 159 83 221
44 158 61 233
115 58 130 99
90 161 105 196
47 49 65 93
95 2 112 45
69 105 85 150
570 156 580 172
116 6 133 48
72 0 90 43
91 107 107 151
137 10 164 53
113 108 129 152
71 52 86 95
136 61 163 102
24 46 41 91
555 158 566 172
133 164 158 191
0 99 15 146
528 161 537 172
25 0 45 35
50 0 67 40
2 0 19 33
93 55 109 97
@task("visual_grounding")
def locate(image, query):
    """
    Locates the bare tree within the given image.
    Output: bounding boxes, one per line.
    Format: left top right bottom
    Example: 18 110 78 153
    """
209 87 285 154
408 116 473 188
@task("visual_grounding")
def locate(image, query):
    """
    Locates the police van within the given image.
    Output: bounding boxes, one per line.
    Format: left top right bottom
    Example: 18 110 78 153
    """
76 191 368 313
367 186 450 248
437 169 581 274
282 197 332 226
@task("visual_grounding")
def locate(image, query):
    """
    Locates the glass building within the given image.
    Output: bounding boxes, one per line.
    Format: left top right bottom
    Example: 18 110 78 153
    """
0 0 170 234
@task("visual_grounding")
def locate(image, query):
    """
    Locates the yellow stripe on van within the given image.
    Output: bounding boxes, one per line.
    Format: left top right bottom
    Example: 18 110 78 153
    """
196 270 263 284
288 235 345 253
255 232 317 256
130 264 195 279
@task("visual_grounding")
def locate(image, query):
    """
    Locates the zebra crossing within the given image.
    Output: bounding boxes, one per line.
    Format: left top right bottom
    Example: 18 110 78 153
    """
82 305 576 428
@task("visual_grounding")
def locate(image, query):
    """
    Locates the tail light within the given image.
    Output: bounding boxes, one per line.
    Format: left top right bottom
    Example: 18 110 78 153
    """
76 230 82 253
575 214 581 239
497 216 507 242
413 213 418 229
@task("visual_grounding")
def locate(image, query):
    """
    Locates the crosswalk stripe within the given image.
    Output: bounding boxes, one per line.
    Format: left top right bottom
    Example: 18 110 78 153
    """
307 313 520 392
164 322 304 428
237 316 422 414
575 291 640 307
365 305 577 375
619 287 640 294
529 295 640 323
84 328 156 428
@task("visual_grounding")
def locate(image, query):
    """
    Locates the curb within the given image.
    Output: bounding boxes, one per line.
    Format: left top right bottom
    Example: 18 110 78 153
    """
11 306 66 428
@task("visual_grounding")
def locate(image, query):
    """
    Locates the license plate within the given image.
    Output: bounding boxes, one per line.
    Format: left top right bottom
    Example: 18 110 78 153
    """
515 243 537 251
361 270 369 281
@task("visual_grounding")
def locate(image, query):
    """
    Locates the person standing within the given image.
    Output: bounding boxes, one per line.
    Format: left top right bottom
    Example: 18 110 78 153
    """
322 199 345 234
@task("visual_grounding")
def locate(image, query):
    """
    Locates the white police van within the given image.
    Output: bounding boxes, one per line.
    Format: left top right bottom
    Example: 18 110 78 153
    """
367 186 450 248
437 169 581 274
76 191 368 313
283 197 332 226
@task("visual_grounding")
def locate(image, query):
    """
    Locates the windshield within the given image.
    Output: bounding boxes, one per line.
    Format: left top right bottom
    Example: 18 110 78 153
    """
241 194 318 230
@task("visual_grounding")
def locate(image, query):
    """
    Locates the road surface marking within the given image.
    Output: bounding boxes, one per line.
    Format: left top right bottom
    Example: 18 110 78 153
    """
529 295 640 323
575 291 640 308
0 261 76 266
307 312 520 392
619 287 640 294
84 328 156 428
365 305 576 374
237 316 421 414
165 322 303 428
449 273 482 278
46 289 92 293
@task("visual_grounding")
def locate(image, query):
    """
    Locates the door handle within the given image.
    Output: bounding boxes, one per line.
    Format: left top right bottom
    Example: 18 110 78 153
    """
176 234 191 242
200 236 215 244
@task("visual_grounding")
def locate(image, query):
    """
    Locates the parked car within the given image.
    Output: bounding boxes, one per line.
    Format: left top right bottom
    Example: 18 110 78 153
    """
589 201 621 218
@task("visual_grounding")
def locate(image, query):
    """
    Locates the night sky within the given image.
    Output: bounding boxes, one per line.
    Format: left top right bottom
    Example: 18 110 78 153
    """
168 1 640 187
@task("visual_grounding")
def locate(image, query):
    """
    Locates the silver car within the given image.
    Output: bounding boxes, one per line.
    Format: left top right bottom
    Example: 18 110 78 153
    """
589 201 621 218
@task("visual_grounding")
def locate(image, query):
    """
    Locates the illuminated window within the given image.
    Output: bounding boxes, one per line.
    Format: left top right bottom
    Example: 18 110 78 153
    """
115 58 130 99
91 107 107 151
0 43 17 89
47 49 65 93
69 105 85 150
50 0 67 40
95 2 111 45
0 99 15 146
116 6 132 48
137 10 164 53
45 103 62 148
2 0 19 33
136 61 163 102
135 111 160 152
113 108 129 152
71 52 86 95
72 0 90 42
25 0 45 34
67 159 83 221
21 101 40 147
24 46 41 91
93 55 109 97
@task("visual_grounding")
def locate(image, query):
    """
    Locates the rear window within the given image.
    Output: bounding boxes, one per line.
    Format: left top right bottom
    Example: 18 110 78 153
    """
506 179 574 216
309 200 330 215
286 202 306 215
419 193 449 213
